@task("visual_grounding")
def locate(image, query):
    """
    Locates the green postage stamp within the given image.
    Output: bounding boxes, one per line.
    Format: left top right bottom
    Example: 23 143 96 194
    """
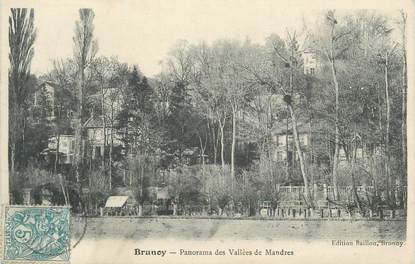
1 206 70 263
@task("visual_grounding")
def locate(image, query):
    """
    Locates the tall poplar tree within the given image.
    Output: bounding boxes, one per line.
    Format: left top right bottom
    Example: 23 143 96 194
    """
72 9 98 183
8 8 37 174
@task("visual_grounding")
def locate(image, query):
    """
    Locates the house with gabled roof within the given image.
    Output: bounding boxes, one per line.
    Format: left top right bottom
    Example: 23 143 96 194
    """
83 114 124 159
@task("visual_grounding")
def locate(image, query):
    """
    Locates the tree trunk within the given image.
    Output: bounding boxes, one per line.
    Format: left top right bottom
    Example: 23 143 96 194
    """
210 121 218 164
109 105 114 190
231 108 236 190
11 143 16 176
74 70 84 183
22 117 26 167
287 104 312 207
384 53 392 205
377 84 383 132
327 132 332 165
109 143 113 190
401 12 407 203
54 132 60 175
198 134 206 166
218 117 226 170
329 58 340 201
286 107 290 177
140 160 144 203
59 173 69 205
309 115 314 165
101 86 106 169
199 134 207 193
54 106 62 174
351 126 362 214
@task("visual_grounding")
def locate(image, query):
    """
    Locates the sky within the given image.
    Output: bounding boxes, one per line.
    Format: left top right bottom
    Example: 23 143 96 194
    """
28 1 405 77
30 3 317 77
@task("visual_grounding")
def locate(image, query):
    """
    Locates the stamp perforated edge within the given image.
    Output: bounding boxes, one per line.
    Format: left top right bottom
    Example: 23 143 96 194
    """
1 205 71 264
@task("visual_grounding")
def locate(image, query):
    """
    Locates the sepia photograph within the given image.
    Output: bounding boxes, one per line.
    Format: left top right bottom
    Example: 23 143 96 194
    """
0 0 413 263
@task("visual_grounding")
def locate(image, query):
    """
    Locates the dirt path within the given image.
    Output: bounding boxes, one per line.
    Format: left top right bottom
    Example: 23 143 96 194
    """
71 217 406 241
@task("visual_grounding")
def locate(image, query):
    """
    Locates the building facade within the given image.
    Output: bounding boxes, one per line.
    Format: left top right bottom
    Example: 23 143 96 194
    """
271 121 310 164
47 135 75 164
84 115 124 159
303 50 318 76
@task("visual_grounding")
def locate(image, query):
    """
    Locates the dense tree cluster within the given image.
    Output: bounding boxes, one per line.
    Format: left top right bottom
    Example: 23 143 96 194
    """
9 9 407 215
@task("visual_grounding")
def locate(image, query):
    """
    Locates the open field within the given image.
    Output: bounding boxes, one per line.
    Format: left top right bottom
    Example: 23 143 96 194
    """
71 217 406 241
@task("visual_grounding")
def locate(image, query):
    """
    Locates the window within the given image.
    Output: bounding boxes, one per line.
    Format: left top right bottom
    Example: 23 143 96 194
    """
67 110 73 119
274 151 284 161
310 68 315 75
69 140 74 152
61 140 67 149
300 134 308 145
88 130 94 140
94 146 101 158
277 135 285 146
34 91 38 106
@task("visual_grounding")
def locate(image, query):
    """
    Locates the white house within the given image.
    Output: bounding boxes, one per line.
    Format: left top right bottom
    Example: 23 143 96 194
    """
303 51 318 76
84 115 124 159
46 135 75 164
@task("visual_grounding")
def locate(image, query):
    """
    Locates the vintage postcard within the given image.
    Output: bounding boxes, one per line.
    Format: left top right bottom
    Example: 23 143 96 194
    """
0 0 414 263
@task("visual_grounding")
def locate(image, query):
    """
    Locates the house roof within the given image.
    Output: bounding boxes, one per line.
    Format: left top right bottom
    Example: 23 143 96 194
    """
156 187 170 200
84 115 103 128
105 196 129 208
84 115 119 129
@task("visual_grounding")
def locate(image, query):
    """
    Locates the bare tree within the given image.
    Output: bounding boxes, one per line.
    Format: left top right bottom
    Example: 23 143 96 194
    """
91 57 115 169
192 41 251 186
316 11 358 200
382 43 398 203
325 11 341 200
242 38 314 207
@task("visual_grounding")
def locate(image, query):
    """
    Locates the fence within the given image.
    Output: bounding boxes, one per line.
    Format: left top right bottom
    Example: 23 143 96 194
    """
268 207 406 219
276 184 407 208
